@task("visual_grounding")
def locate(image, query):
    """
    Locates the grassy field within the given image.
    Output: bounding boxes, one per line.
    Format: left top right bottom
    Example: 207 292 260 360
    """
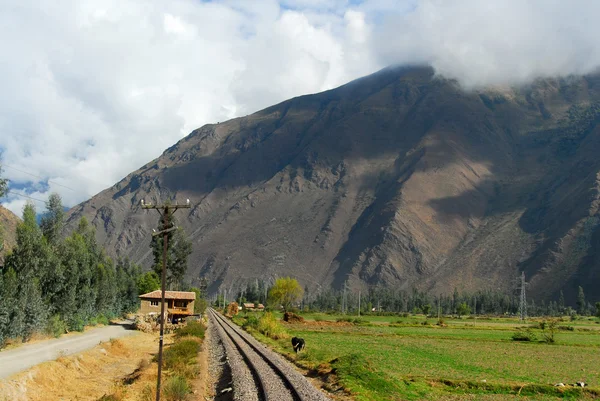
233 312 600 400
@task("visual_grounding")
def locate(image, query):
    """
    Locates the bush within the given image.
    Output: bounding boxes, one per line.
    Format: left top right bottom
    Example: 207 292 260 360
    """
257 312 287 339
558 325 574 331
46 315 67 338
96 314 110 326
163 340 201 373
175 321 205 339
68 315 86 332
242 315 259 331
512 328 537 342
163 375 189 401
98 395 122 401
542 319 558 343
225 302 239 317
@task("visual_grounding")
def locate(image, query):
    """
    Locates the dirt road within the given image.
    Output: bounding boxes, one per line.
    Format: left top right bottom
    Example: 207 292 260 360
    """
0 322 136 379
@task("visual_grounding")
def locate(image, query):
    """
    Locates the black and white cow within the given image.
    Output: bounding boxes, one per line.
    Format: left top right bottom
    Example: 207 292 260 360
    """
291 336 305 353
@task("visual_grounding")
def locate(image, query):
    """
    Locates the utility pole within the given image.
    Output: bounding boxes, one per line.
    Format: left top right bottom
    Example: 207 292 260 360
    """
142 199 190 401
518 271 527 321
342 280 347 315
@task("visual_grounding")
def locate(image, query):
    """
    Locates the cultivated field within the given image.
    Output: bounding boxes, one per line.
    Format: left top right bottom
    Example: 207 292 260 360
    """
233 312 600 400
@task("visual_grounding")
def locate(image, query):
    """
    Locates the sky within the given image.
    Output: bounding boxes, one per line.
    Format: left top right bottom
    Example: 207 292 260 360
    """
1 0 600 217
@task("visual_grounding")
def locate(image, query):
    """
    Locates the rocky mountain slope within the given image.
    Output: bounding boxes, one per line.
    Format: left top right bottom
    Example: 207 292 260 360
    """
65 66 600 303
0 205 20 264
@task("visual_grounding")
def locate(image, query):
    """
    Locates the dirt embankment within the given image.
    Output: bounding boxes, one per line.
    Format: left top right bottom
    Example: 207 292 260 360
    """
0 332 156 401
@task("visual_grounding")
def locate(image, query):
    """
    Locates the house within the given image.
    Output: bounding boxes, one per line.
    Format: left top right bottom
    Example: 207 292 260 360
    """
242 303 265 311
139 290 196 321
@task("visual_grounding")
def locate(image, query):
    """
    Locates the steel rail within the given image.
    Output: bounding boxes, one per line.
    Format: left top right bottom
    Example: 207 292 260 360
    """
209 308 305 401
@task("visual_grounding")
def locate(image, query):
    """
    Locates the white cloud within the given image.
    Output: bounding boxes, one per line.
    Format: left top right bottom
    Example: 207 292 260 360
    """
373 0 600 87
1 0 599 216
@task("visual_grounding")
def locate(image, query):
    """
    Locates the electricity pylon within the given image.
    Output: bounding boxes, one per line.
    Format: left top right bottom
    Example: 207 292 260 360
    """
518 271 527 321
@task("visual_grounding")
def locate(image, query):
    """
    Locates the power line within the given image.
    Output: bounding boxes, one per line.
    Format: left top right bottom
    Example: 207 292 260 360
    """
5 191 47 206
2 164 75 191
5 190 48 204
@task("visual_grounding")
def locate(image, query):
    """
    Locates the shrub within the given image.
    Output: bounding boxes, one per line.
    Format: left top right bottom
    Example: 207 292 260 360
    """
558 325 574 331
163 340 201 373
96 314 110 326
98 395 122 401
511 328 537 342
542 319 558 343
68 315 86 332
242 315 259 331
163 375 189 401
175 321 205 339
257 312 287 339
46 315 67 338
225 302 239 317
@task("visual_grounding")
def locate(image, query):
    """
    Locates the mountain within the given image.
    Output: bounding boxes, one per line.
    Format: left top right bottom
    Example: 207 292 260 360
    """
0 205 20 264
65 66 600 304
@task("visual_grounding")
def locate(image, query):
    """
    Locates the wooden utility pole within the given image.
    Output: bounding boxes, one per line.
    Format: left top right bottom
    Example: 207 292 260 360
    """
141 199 190 401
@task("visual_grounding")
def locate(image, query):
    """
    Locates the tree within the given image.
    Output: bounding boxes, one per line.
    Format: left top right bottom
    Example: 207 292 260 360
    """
40 193 65 246
150 213 192 290
190 287 208 315
422 304 432 316
116 258 141 314
0 163 7 198
268 277 304 312
576 286 586 315
595 302 600 319
558 290 565 313
137 271 161 295
457 302 471 317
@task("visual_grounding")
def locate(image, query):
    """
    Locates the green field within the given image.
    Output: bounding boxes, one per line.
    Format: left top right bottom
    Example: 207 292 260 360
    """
233 312 600 400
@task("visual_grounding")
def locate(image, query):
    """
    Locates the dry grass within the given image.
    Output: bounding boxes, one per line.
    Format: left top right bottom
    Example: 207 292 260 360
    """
0 333 158 401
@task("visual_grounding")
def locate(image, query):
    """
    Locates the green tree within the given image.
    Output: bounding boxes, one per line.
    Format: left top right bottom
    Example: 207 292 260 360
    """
0 163 7 198
40 193 65 246
116 258 141 314
190 287 208 314
422 304 432 316
137 271 161 295
2 268 24 339
457 302 471 317
151 213 192 290
0 272 9 346
7 202 45 278
558 290 565 313
22 279 48 341
268 277 304 312
576 286 586 315
595 302 600 319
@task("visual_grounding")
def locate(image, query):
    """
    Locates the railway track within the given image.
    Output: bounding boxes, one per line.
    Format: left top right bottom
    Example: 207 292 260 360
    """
208 308 330 401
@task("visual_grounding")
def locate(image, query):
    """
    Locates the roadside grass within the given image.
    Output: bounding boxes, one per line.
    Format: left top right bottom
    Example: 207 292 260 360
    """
174 321 205 339
232 313 600 400
98 320 206 401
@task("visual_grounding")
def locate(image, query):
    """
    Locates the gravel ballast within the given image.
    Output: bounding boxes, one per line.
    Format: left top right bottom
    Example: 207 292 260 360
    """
209 308 331 401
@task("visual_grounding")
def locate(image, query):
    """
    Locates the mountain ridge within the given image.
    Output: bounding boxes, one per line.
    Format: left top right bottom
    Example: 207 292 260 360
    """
65 66 600 304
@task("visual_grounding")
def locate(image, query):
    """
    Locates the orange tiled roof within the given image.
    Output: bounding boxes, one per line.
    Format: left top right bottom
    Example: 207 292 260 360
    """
139 290 195 300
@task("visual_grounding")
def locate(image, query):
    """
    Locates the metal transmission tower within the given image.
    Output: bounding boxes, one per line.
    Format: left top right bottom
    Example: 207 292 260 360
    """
518 271 527 321
141 199 191 401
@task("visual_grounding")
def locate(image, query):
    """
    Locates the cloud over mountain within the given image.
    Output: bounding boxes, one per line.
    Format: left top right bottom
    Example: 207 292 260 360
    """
1 0 599 216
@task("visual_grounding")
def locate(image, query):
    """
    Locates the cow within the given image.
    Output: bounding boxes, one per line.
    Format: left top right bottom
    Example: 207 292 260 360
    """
291 337 305 353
